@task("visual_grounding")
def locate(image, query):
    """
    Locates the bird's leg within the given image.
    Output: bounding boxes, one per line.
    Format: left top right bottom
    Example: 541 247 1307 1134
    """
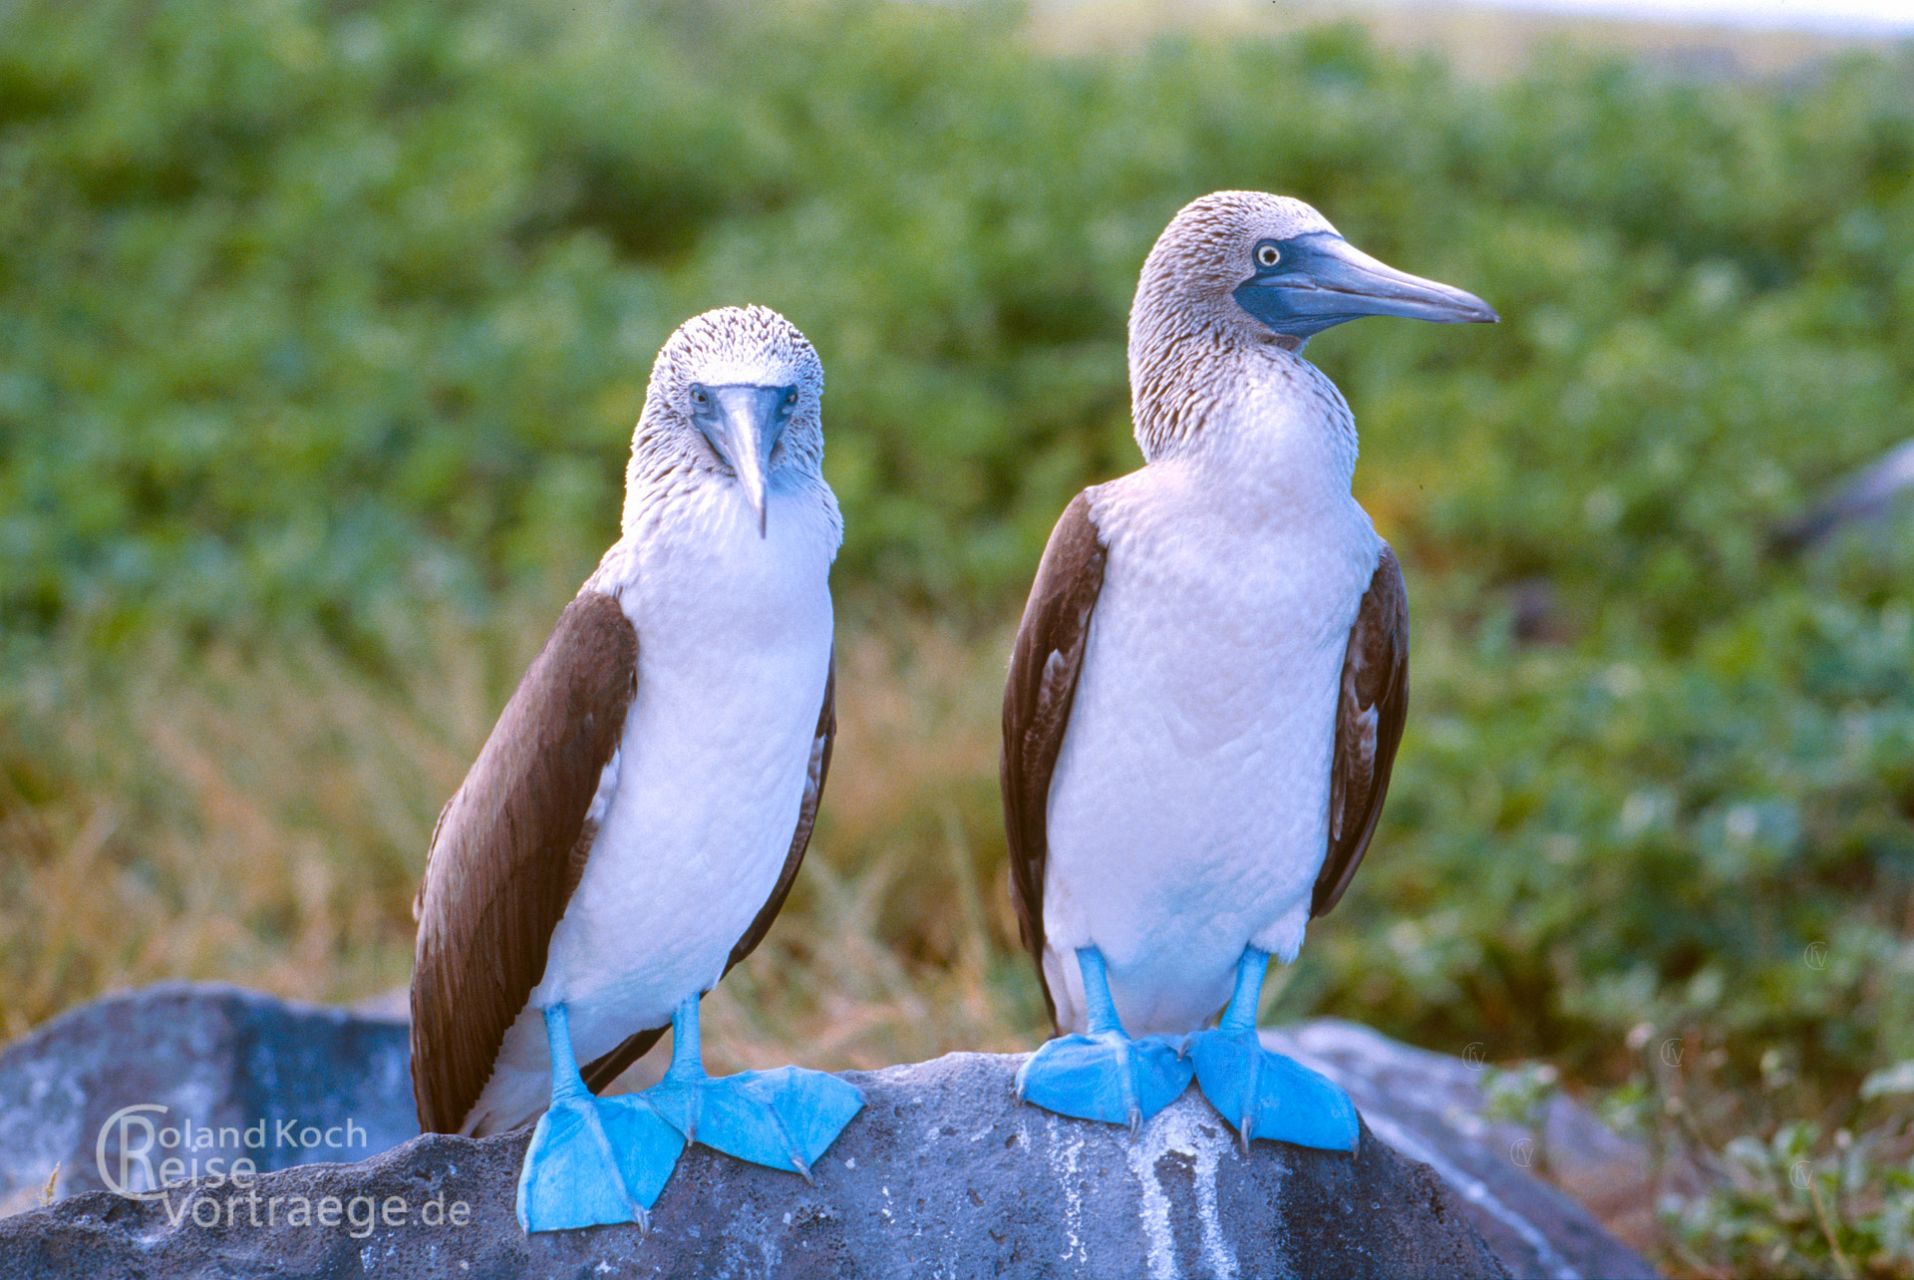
1187 947 1360 1153
514 1002 686 1233
663 992 707 1084
1218 945 1270 1033
1014 945 1194 1133
1078 945 1126 1035
637 994 863 1179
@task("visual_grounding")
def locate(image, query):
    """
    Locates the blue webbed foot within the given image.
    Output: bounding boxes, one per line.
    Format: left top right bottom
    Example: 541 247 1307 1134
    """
644 1066 865 1176
1189 1026 1359 1152
1187 945 1360 1152
1016 946 1194 1130
515 1091 686 1233
641 995 862 1176
1015 1029 1193 1131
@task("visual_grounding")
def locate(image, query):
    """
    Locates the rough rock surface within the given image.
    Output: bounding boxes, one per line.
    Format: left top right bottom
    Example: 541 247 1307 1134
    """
0 984 1657 1278
1267 1021 1660 1277
0 984 417 1214
6 1050 1513 1280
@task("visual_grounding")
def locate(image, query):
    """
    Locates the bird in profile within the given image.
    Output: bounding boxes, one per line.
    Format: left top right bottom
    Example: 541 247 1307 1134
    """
1002 192 1496 1150
410 305 861 1232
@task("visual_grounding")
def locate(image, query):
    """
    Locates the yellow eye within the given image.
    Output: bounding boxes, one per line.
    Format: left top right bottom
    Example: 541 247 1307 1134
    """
1256 244 1281 268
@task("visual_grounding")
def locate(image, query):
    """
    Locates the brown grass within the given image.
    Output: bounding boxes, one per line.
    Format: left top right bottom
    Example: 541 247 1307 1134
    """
0 602 1039 1069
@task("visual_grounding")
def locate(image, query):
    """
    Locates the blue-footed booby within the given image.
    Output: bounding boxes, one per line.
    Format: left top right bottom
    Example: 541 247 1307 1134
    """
1002 192 1495 1149
409 305 860 1232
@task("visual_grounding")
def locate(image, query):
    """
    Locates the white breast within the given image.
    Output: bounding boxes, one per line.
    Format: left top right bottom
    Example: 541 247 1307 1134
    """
1040 369 1383 1038
465 476 837 1131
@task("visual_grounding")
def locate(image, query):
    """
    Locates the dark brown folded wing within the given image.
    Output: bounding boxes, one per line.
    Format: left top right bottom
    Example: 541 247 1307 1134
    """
409 591 638 1135
1312 544 1410 917
1000 492 1108 1028
579 655 837 1092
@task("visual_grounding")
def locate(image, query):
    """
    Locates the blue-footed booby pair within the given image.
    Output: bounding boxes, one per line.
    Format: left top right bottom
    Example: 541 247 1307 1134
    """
1003 192 1496 1149
410 306 860 1233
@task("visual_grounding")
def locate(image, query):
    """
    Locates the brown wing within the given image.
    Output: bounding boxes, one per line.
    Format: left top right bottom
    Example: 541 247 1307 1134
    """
1312 544 1410 917
1000 492 1108 1028
409 591 638 1134
579 654 837 1092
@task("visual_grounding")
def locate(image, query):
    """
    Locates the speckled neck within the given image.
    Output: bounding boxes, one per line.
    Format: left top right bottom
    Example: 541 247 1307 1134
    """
1127 301 1360 519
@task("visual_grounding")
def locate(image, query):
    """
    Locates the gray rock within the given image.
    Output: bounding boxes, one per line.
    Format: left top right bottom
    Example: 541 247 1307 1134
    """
0 983 415 1215
1773 436 1914 554
3 1053 1507 1279
0 985 1656 1278
1267 1022 1659 1279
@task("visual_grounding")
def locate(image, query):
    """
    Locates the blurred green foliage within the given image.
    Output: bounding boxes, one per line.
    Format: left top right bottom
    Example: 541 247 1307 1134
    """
4 1 1914 1272
13 0 1908 636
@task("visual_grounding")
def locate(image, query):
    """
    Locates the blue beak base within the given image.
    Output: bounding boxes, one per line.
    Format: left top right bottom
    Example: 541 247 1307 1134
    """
1233 232 1498 340
691 383 793 537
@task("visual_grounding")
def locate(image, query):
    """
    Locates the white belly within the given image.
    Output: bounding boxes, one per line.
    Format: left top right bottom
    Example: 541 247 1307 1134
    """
534 622 829 1045
1041 474 1380 1036
465 481 834 1132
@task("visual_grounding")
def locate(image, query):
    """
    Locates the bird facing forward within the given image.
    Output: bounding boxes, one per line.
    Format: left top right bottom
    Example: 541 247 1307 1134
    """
1002 192 1496 1149
410 305 860 1233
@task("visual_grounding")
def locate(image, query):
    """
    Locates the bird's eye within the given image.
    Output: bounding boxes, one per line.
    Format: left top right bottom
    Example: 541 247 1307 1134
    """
1256 244 1281 268
784 390 799 409
691 386 708 406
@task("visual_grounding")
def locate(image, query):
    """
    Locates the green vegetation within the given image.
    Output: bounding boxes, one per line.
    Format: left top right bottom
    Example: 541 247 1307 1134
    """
3 1 1912 1274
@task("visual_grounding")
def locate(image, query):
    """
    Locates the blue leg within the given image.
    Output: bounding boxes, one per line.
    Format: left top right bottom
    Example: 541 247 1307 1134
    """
515 1004 687 1233
637 996 863 1177
1014 946 1194 1132
1189 948 1359 1152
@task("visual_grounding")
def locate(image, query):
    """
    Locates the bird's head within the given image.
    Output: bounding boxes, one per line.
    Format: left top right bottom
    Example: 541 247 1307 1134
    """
1132 191 1497 352
635 304 825 536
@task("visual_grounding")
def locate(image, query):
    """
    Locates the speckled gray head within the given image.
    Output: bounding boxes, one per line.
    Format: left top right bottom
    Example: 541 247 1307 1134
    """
1132 191 1497 353
631 304 826 535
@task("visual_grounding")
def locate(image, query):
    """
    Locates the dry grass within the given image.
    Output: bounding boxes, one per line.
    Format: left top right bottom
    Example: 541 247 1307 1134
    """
0 601 1040 1070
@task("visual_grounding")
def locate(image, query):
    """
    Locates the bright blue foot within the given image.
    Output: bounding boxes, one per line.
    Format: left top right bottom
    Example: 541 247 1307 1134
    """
1188 946 1359 1152
1189 1027 1359 1151
515 1090 686 1232
640 995 863 1176
514 1003 687 1233
644 1065 864 1175
1016 1029 1193 1130
1015 945 1195 1130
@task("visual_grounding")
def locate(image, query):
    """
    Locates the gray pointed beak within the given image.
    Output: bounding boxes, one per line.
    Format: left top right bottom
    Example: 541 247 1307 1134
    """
1235 232 1498 340
699 385 787 537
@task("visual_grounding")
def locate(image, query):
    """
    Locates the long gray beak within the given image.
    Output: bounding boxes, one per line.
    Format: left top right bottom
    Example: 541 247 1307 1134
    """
699 385 787 537
1235 232 1498 340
